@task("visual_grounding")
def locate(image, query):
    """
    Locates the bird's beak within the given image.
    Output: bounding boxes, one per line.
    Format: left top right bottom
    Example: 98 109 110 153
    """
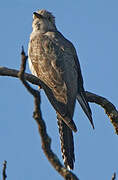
33 12 43 19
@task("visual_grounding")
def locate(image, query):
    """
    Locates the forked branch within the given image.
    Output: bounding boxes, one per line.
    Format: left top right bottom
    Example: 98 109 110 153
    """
0 66 118 134
18 48 79 180
0 48 118 179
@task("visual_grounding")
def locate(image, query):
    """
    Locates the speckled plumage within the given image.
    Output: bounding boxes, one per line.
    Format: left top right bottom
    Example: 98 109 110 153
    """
28 9 93 169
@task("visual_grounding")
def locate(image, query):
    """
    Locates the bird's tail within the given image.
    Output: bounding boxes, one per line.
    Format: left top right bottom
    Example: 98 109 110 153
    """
60 114 77 132
77 91 94 129
57 114 75 170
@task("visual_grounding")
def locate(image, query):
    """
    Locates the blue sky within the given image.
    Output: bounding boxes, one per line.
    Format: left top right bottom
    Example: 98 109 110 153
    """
0 1 118 179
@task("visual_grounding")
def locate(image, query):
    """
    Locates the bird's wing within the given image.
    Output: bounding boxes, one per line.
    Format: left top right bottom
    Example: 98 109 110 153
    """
70 43 94 128
28 33 77 132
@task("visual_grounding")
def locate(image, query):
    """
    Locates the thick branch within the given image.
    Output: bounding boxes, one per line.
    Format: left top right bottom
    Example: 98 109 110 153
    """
86 91 118 134
0 66 43 86
0 66 118 134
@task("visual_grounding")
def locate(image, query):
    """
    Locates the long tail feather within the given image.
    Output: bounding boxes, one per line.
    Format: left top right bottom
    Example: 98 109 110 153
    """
57 112 77 132
77 92 94 129
57 114 75 170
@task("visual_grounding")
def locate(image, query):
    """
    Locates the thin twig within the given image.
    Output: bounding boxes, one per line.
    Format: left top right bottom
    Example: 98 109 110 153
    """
18 47 79 180
2 161 7 180
0 66 118 134
112 172 116 180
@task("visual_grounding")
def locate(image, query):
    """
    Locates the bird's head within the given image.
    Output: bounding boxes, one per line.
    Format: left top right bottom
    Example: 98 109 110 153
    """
32 9 57 33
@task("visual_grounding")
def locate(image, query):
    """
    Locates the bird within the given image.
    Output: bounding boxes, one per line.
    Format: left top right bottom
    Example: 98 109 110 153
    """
28 9 94 170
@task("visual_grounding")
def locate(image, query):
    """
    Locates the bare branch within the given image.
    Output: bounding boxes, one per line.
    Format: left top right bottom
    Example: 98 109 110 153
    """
2 160 7 180
0 48 118 179
86 91 118 134
112 172 116 180
18 48 79 180
0 66 118 134
0 66 42 86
